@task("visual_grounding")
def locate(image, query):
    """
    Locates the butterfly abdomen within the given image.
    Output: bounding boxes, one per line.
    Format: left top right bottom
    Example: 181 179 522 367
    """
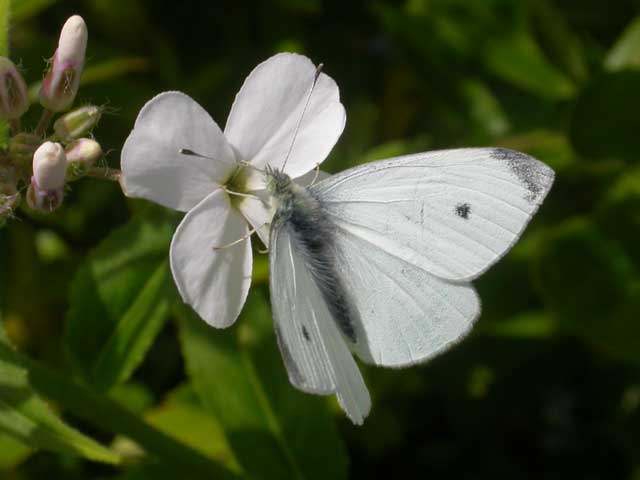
269 171 358 343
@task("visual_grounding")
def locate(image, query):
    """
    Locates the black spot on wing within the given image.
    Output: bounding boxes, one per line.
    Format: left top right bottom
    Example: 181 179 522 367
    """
455 202 471 219
302 325 310 341
491 147 552 202
274 324 305 386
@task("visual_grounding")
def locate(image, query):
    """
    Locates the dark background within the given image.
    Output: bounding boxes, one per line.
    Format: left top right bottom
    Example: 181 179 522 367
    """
2 0 640 478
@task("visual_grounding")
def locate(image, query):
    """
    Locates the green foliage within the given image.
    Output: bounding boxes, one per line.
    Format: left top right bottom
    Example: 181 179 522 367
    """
2 0 640 478
570 71 640 160
0 340 120 464
177 293 348 480
65 210 175 391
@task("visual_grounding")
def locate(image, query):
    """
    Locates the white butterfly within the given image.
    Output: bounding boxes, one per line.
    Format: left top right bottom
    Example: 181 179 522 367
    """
264 147 554 425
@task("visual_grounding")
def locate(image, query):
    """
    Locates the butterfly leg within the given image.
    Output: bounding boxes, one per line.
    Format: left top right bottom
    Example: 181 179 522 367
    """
306 163 321 187
212 222 268 250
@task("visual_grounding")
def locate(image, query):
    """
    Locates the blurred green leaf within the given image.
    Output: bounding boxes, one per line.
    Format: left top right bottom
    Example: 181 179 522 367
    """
536 218 640 364
12 0 58 22
528 0 588 83
0 341 121 464
569 71 640 161
0 433 31 469
17 341 239 479
596 167 640 268
484 30 576 100
177 292 348 480
109 382 155 415
65 211 174 391
604 16 640 72
460 80 510 138
479 311 557 339
145 385 240 472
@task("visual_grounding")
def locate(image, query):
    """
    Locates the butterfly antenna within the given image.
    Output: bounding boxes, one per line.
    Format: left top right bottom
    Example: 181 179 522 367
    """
180 148 265 173
281 63 324 171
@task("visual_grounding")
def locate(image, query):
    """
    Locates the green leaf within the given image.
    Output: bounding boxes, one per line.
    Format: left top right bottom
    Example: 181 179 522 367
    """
604 16 640 71
177 292 348 480
15 343 239 479
0 0 8 57
484 30 576 100
12 0 58 22
145 385 241 472
535 218 640 364
528 0 588 83
65 211 174 391
0 342 121 464
0 433 32 469
569 71 640 161
479 311 557 339
595 167 640 268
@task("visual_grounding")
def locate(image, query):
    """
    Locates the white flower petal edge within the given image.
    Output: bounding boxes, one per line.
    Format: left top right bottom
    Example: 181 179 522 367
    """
225 53 346 190
170 189 252 328
236 193 271 247
121 91 237 212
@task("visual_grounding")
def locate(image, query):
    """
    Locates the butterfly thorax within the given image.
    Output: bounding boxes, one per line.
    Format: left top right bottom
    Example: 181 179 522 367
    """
266 167 358 343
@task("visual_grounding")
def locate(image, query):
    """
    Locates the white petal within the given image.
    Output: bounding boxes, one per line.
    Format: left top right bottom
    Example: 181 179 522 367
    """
225 53 345 188
236 191 272 247
121 91 236 212
170 189 252 328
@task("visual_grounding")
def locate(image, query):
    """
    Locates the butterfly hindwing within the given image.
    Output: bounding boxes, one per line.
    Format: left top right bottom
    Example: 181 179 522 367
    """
332 227 481 367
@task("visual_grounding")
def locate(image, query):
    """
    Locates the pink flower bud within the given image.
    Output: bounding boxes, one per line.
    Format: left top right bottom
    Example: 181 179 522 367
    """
28 142 66 211
0 57 29 119
33 141 66 190
39 15 88 112
66 138 102 180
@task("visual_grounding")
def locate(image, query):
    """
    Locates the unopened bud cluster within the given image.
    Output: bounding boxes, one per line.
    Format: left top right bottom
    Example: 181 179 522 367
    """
0 15 107 226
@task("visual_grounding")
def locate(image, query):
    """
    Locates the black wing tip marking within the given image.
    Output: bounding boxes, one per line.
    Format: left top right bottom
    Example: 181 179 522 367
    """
491 147 555 203
455 202 471 219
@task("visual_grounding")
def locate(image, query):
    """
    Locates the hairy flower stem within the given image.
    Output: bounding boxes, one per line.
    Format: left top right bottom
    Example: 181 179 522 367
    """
35 109 53 137
9 117 19 136
87 166 121 182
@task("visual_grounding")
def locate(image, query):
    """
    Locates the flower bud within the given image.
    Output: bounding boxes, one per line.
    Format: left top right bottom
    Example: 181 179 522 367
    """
53 105 101 141
66 138 102 180
39 15 88 112
0 57 29 119
9 133 41 166
27 142 66 212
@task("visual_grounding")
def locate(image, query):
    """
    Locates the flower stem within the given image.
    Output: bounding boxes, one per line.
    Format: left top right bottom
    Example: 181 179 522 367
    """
9 118 20 136
87 166 121 182
35 109 53 137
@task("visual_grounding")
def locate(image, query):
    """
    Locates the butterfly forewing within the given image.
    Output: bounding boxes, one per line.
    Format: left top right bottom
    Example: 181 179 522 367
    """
314 147 554 282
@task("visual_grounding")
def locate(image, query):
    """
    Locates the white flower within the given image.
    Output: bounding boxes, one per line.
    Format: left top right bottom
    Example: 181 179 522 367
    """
121 53 346 327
